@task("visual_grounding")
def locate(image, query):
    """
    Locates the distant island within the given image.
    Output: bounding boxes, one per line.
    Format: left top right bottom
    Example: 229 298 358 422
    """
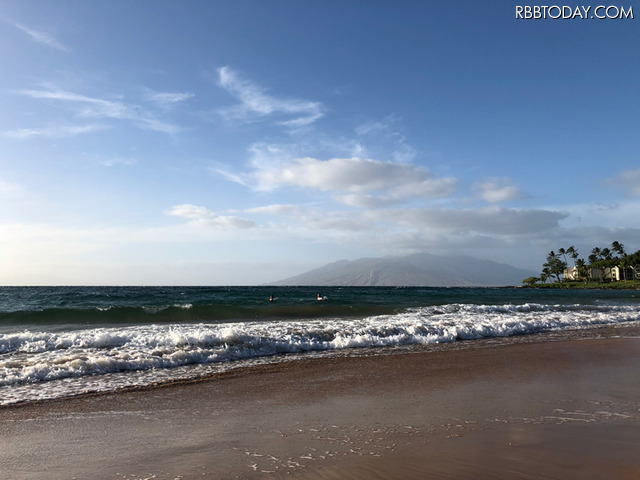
271 252 536 287
522 242 640 289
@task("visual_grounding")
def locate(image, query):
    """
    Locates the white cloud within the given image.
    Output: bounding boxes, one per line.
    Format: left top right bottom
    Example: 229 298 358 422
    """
165 204 215 220
252 156 457 204
473 178 524 203
14 23 68 51
165 204 255 229
217 66 324 127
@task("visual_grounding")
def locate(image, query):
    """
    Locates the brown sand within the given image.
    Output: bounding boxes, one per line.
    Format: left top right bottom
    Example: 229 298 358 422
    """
1 329 640 479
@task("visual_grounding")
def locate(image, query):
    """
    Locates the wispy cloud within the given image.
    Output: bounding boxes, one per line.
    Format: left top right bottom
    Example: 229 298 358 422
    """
2 123 107 139
15 88 180 134
212 168 249 187
18 89 128 117
14 23 68 51
217 66 324 127
354 116 417 164
144 90 195 109
165 204 255 229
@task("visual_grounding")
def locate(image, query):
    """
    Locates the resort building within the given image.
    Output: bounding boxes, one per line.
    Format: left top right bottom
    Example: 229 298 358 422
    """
563 265 638 282
563 266 580 281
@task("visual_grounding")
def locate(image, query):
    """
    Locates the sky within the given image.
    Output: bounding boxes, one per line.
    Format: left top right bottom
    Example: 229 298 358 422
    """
1 0 639 285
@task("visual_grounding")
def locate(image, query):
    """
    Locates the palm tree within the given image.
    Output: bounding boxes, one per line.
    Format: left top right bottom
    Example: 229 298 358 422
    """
558 248 568 266
612 241 627 280
612 241 625 257
629 250 640 280
618 256 630 281
540 267 551 284
544 251 565 283
590 246 615 282
568 246 579 267
546 251 560 266
589 247 606 282
576 258 588 283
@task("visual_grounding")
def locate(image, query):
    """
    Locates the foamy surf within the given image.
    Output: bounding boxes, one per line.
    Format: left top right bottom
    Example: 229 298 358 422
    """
2 301 640 405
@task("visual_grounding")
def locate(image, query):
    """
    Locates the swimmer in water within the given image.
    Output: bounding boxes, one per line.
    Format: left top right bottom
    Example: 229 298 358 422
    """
317 293 325 301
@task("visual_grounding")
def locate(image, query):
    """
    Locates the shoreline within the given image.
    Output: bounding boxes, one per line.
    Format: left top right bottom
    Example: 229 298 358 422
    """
3 321 637 410
2 326 640 479
520 281 640 290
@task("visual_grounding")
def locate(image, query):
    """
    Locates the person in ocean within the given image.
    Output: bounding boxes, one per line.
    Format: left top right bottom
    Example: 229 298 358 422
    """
317 293 325 301
269 295 275 302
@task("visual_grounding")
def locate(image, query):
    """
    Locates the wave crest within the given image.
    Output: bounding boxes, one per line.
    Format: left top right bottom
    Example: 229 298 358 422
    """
2 302 640 391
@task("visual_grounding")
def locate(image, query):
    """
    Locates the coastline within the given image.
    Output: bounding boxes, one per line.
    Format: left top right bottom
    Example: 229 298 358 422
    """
521 280 640 290
2 326 640 479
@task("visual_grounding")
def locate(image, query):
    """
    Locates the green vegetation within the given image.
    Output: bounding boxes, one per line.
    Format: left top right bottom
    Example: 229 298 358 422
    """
523 242 640 289
529 279 640 289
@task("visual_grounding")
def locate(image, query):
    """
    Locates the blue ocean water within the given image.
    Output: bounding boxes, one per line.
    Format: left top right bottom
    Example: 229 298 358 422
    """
1 286 639 406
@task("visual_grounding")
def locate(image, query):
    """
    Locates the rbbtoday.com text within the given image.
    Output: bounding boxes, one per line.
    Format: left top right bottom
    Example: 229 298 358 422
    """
516 5 634 19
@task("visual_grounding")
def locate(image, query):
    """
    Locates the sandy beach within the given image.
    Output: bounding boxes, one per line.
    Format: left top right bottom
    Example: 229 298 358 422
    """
2 327 640 480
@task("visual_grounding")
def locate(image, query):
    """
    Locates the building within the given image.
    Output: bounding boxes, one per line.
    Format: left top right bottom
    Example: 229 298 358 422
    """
563 265 636 282
563 266 580 281
610 266 636 281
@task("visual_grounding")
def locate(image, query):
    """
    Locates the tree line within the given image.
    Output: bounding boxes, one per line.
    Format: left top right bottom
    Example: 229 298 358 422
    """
523 242 640 285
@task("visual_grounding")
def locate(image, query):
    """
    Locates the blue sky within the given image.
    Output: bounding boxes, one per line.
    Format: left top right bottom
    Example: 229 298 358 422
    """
1 1 639 285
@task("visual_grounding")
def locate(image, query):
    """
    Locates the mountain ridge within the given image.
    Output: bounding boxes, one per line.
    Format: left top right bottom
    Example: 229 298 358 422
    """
271 253 535 287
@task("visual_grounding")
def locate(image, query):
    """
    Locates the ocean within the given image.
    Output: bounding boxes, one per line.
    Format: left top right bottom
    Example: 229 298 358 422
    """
1 285 639 406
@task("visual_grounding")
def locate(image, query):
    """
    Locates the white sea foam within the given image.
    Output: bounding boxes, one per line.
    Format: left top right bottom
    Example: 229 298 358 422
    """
1 302 639 405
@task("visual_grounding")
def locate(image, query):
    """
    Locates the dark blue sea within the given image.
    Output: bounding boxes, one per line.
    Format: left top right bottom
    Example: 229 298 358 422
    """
2 286 639 406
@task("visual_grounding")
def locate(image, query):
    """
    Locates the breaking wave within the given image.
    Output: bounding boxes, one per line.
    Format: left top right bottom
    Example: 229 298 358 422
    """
2 302 639 400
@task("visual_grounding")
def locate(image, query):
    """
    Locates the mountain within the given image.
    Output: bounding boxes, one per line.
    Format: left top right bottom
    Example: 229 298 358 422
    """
271 253 535 287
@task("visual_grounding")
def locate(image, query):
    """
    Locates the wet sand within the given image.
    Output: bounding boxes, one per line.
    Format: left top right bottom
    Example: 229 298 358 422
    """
2 328 640 479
